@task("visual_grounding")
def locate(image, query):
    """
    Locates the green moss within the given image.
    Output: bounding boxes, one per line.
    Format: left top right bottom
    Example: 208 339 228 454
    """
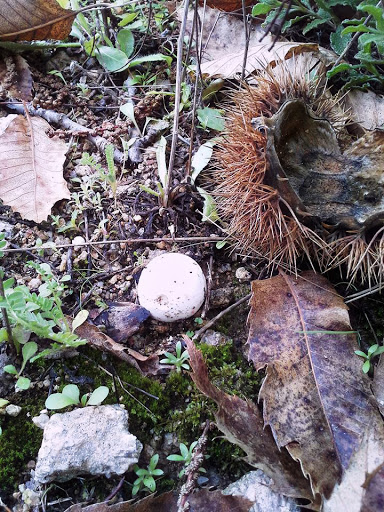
0 412 43 493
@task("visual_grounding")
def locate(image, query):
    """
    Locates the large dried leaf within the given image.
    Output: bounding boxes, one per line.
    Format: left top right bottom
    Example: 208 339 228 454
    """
200 42 320 78
344 89 384 131
185 337 314 502
0 114 70 222
0 0 75 41
0 51 32 101
247 271 384 498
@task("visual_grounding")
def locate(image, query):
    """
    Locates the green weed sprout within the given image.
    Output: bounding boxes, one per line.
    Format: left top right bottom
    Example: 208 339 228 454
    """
355 344 384 373
167 441 207 478
132 454 164 496
4 341 38 390
45 384 109 410
160 340 190 372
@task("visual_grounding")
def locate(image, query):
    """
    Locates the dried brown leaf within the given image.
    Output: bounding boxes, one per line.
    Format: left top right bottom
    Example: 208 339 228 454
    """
94 302 150 344
68 317 159 376
64 489 253 512
0 51 32 101
0 0 75 41
200 42 320 78
247 271 383 498
0 114 70 222
344 89 384 131
185 337 314 502
198 0 256 11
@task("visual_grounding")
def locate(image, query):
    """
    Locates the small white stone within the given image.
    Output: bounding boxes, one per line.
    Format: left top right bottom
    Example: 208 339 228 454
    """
6 404 22 417
133 215 142 222
137 253 206 322
235 267 252 282
32 413 50 429
72 236 86 249
28 278 42 291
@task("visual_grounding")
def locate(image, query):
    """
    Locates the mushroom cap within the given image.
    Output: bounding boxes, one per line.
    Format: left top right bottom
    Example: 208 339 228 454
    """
137 253 206 322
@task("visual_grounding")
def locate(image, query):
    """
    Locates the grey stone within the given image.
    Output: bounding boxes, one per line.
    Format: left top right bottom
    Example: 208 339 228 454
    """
0 220 15 237
34 405 142 483
201 329 231 346
32 413 50 429
223 470 300 512
5 404 22 417
235 267 252 282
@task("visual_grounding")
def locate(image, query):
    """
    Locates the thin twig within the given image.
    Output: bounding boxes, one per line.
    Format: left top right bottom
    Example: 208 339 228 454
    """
192 292 252 340
1 236 225 254
163 0 191 206
240 0 251 81
0 275 13 346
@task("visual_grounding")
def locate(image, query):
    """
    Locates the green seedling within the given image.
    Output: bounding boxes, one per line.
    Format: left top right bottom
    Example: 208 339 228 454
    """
45 384 109 410
167 441 207 478
4 341 38 390
132 454 164 496
355 344 384 374
160 340 190 372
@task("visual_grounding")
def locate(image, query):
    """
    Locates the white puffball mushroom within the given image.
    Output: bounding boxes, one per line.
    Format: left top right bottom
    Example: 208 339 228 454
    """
138 253 206 322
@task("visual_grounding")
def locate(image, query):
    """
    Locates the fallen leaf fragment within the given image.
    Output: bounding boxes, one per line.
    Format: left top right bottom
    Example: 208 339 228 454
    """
0 114 70 223
198 0 256 11
200 42 320 78
0 51 33 101
68 317 159 376
323 430 384 512
185 337 314 502
0 0 76 41
372 356 384 416
64 489 252 511
247 271 384 498
94 302 150 343
344 89 384 131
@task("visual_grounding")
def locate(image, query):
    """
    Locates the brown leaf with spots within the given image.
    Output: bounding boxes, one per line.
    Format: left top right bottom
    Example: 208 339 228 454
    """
247 271 383 499
0 51 32 101
0 0 75 41
0 113 70 223
185 337 315 503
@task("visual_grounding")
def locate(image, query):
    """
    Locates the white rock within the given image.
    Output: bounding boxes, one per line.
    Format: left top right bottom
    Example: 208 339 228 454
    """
5 404 22 417
34 405 142 483
137 253 206 322
32 413 50 429
72 236 86 249
223 470 300 512
235 267 252 282
28 278 42 291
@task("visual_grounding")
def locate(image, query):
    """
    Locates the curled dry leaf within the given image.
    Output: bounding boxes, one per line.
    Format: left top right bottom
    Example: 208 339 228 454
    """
344 89 384 131
0 51 33 101
0 0 75 41
0 114 70 223
184 337 314 502
247 271 384 499
67 317 159 376
198 0 256 11
200 42 320 78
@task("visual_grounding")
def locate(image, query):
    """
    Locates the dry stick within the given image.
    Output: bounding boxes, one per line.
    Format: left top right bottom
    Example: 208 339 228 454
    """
1 236 225 254
5 102 126 164
163 0 191 207
185 0 206 178
177 420 210 512
240 0 251 81
192 292 252 341
0 276 13 346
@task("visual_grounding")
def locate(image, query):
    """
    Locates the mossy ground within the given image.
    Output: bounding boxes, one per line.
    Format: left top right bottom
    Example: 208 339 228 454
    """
0 337 261 502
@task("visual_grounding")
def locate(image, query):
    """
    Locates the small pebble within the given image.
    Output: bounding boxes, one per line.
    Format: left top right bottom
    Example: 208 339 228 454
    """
28 278 42 291
32 413 50 429
6 404 22 417
235 267 252 282
72 236 86 249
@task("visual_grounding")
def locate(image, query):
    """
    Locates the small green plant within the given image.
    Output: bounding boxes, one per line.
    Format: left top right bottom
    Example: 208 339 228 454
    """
355 344 384 373
4 341 38 390
0 261 86 358
45 384 109 410
167 441 207 478
160 340 190 372
132 454 164 496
